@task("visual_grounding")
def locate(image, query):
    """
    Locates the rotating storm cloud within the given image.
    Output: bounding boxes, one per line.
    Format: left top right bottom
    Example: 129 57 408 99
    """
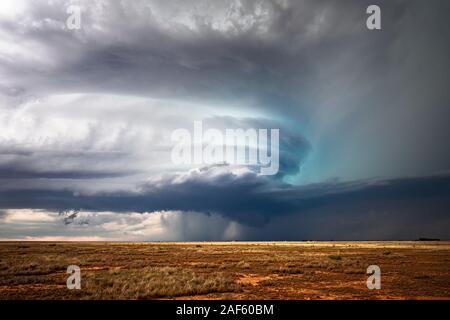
0 0 449 240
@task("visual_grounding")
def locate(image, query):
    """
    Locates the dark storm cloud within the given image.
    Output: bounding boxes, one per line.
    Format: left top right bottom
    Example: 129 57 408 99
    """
0 209 6 220
0 167 133 179
1 0 450 181
1 0 448 182
0 114 307 183
1 0 450 240
1 166 449 238
0 148 138 179
0 0 440 106
203 116 311 177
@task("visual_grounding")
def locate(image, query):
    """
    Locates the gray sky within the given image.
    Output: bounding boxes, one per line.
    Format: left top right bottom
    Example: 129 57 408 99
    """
0 0 449 240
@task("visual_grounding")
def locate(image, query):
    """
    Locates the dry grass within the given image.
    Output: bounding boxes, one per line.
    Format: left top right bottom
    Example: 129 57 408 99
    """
82 267 241 299
272 266 304 274
1 241 449 300
236 260 250 269
328 254 342 261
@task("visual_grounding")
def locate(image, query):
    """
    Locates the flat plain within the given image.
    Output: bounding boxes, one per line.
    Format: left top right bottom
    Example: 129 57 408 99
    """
0 241 449 300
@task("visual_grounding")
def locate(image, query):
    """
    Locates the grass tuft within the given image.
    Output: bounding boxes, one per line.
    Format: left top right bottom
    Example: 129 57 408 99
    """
82 267 241 299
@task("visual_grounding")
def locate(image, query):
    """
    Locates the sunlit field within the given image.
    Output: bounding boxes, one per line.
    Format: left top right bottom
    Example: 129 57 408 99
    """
1 241 449 300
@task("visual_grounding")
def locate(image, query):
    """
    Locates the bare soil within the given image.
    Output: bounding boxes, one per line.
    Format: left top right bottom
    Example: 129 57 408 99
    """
0 241 449 300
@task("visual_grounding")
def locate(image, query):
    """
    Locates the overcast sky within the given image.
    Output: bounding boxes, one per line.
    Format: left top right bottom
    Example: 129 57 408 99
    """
0 0 449 240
